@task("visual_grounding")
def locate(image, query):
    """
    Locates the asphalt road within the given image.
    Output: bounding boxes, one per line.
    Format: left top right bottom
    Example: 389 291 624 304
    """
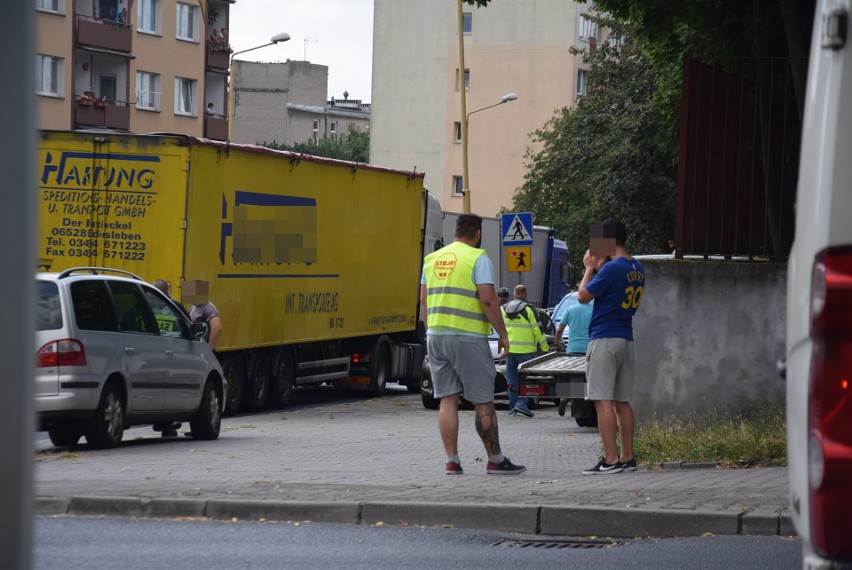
34 516 802 570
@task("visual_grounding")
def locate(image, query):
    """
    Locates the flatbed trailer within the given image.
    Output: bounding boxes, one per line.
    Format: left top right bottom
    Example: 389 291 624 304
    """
517 352 598 427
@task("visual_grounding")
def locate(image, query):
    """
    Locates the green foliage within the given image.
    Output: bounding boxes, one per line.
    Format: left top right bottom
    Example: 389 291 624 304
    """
260 124 369 163
462 0 492 7
634 400 787 468
513 20 675 281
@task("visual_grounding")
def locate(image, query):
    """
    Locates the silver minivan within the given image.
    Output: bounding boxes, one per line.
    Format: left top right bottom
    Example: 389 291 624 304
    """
785 1 852 566
35 268 226 448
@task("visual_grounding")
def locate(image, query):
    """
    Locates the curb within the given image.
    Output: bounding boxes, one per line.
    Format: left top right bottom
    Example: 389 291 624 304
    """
34 496 793 539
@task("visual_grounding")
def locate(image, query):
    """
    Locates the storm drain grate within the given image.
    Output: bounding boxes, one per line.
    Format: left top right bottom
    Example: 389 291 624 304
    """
491 538 622 550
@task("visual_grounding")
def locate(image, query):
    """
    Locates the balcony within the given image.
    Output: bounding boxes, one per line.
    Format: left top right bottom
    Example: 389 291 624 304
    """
207 43 232 71
75 96 130 131
76 14 132 53
205 113 229 141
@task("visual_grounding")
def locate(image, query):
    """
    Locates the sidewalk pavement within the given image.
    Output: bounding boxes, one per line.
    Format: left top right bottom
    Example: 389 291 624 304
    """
33 391 793 539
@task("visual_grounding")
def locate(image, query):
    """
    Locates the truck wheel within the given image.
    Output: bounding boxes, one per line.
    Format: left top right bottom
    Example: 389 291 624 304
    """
575 416 598 428
189 379 222 440
369 341 390 396
421 392 440 410
270 349 295 409
85 383 124 448
245 350 271 411
420 364 439 409
222 353 246 415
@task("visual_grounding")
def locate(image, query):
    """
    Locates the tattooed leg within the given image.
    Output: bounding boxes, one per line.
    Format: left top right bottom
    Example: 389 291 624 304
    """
474 402 501 457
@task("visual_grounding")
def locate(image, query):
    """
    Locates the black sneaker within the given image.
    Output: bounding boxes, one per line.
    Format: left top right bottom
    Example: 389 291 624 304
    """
618 458 638 471
487 457 526 475
582 459 624 475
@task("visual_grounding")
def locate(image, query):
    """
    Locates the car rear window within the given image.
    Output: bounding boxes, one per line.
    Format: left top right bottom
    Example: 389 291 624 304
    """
36 281 62 331
71 280 118 332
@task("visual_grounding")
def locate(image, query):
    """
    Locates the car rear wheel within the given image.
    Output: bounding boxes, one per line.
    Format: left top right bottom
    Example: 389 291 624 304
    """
85 383 124 448
48 424 83 447
189 379 222 440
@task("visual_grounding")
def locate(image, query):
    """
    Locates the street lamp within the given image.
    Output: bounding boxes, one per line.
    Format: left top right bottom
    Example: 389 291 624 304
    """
228 32 291 140
460 92 519 213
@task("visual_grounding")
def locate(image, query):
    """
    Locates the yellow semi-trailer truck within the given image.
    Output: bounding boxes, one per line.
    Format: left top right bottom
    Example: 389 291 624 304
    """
37 130 431 414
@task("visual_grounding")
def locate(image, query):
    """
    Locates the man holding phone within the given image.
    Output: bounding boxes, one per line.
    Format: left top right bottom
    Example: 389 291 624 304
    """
577 218 645 475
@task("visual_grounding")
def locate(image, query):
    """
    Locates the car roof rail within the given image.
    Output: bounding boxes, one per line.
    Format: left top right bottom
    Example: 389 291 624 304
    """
56 267 143 280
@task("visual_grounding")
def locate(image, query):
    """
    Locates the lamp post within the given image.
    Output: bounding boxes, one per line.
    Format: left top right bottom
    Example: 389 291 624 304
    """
228 32 291 141
461 92 519 213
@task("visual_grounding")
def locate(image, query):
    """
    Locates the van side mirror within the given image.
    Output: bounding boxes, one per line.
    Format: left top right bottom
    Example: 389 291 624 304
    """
190 322 208 341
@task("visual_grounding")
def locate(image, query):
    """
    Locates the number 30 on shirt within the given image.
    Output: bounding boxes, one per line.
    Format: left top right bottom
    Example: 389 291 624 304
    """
621 285 643 310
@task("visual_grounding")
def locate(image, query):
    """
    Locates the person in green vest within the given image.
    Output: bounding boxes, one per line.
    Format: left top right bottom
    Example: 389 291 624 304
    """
502 284 549 418
420 213 526 475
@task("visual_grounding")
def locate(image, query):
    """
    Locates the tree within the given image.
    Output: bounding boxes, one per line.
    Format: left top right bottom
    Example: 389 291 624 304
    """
512 20 676 282
261 124 369 163
592 0 815 255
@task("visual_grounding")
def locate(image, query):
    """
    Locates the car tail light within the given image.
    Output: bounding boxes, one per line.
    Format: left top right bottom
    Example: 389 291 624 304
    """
520 383 545 397
808 248 852 559
36 339 86 368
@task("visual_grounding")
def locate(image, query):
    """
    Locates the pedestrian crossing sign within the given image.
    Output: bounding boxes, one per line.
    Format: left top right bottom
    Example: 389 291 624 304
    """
501 212 533 246
506 246 531 273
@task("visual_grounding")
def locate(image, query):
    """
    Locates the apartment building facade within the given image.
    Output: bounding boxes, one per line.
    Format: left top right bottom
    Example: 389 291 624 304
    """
35 0 233 140
371 0 599 215
230 60 370 147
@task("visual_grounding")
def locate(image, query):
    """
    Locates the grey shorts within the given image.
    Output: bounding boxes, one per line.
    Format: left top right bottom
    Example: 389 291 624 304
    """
585 338 634 402
427 335 495 404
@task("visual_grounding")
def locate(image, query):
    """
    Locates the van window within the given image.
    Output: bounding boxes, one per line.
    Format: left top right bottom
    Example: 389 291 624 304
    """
36 281 62 331
71 280 118 332
108 281 158 334
144 288 187 337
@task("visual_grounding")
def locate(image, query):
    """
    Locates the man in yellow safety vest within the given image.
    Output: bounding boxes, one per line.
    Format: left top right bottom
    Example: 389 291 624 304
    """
420 214 526 475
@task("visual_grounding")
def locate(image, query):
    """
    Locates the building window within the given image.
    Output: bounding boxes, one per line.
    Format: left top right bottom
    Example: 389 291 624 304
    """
453 122 462 143
176 2 199 42
579 15 598 41
330 121 338 138
174 77 197 116
36 0 64 14
35 54 63 97
577 69 587 97
312 119 320 142
136 71 160 111
451 176 464 197
137 0 161 34
463 12 472 34
455 68 470 92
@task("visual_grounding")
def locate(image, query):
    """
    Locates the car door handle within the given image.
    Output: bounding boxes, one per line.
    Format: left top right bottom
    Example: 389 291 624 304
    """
165 350 174 357
124 347 135 354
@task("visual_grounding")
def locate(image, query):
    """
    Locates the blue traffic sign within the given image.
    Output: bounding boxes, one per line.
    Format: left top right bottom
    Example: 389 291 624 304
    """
501 212 533 246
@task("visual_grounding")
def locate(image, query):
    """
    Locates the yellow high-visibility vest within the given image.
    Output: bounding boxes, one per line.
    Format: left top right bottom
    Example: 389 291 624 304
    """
423 241 490 334
502 304 548 354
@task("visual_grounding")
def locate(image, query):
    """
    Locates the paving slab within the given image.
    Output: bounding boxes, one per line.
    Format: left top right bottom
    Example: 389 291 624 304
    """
33 392 792 539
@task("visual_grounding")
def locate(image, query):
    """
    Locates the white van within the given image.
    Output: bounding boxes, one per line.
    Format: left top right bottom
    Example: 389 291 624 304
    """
786 0 852 567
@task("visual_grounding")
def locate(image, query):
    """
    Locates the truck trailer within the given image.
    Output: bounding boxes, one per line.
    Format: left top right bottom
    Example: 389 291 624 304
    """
37 130 433 414
438 212 569 309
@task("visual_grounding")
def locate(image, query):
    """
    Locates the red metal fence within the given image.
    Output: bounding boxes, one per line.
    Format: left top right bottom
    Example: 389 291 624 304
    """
675 55 803 260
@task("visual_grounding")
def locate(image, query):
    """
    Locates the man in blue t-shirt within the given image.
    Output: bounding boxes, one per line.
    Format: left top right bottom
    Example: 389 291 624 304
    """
577 218 645 475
